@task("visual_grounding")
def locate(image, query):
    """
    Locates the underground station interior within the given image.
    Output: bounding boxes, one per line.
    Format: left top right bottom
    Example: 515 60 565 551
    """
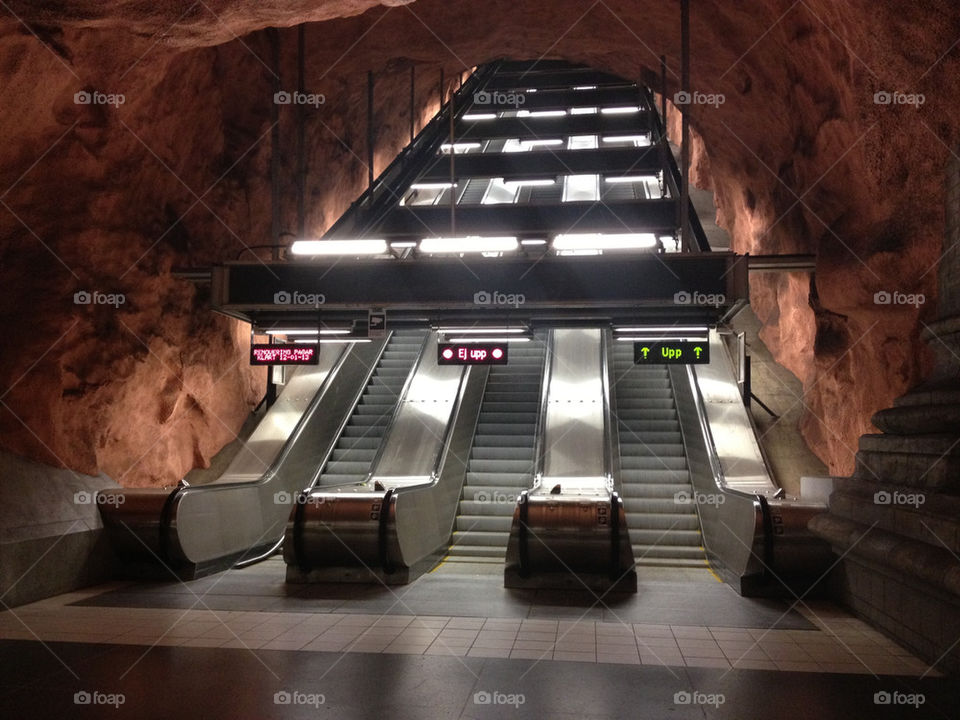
1 3 959 719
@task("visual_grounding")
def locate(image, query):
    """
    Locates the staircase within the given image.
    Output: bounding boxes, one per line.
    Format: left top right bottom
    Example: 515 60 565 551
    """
447 338 547 561
314 330 426 486
612 344 706 567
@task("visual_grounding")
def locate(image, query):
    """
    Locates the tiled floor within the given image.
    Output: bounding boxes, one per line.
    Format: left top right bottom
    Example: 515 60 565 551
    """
2 561 956 720
0 565 937 677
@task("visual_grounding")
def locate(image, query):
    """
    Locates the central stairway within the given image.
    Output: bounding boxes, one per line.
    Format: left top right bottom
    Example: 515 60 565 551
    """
313 330 426 487
612 343 707 567
447 337 548 562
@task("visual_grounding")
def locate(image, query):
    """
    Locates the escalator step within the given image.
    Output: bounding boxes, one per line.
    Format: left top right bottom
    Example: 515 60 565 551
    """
620 456 688 470
625 512 701 531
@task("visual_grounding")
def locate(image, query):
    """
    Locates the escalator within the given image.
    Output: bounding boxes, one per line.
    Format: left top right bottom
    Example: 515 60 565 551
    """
611 343 706 567
312 329 426 487
447 336 548 561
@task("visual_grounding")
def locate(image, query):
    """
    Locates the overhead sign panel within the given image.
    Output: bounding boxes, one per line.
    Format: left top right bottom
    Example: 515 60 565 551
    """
250 344 319 365
438 343 508 365
634 341 709 364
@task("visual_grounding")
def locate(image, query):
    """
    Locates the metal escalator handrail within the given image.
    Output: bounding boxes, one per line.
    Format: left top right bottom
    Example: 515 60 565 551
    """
378 487 397 573
306 333 395 491
531 330 554 486
423 363 472 487
609 491 621 581
683 363 760 503
172 345 353 497
362 330 432 484
599 328 616 489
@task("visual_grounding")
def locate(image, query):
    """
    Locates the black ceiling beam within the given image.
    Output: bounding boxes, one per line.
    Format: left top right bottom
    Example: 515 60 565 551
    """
453 112 653 141
364 200 677 238
212 253 746 319
467 85 641 112
415 146 662 183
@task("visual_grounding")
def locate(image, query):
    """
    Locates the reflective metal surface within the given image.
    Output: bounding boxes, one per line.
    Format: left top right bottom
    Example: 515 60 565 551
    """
374 334 467 481
542 328 606 480
670 331 832 595
285 332 488 583
99 341 388 577
506 329 636 592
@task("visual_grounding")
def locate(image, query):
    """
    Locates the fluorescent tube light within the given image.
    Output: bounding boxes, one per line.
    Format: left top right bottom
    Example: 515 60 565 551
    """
552 233 658 251
419 236 519 253
290 239 387 256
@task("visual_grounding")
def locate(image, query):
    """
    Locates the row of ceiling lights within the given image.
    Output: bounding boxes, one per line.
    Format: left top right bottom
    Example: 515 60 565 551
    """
288 232 664 257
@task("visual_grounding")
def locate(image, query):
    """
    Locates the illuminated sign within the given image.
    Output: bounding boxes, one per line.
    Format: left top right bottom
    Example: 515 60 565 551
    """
634 341 709 364
250 344 319 365
437 343 508 365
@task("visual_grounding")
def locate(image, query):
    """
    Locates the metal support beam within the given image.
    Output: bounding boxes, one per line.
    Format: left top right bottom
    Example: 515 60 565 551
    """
367 200 678 238
367 70 375 189
416 146 662 183
409 64 415 143
296 25 306 237
455 113 652 141
680 0 691 252
269 28 281 260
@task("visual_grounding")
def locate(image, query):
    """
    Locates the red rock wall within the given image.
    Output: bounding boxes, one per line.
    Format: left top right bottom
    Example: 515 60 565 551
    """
1 0 957 484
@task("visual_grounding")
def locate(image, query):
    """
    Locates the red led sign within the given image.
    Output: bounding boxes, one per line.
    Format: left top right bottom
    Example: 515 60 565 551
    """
437 343 508 365
250 344 319 365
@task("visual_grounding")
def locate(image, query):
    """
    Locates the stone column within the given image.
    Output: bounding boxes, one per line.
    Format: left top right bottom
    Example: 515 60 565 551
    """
809 148 960 674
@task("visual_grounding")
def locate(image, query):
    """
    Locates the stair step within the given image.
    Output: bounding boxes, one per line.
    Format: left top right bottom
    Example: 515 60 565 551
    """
625 512 701 531
631 544 706 560
451 530 511 547
620 456 687 470
456 515 513 532
447 545 508 558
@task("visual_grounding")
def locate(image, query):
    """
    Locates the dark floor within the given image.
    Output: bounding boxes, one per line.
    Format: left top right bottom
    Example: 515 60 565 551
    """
1 639 956 719
2 559 956 719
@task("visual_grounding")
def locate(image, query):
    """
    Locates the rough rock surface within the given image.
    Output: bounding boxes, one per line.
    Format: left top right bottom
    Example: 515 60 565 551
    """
0 0 957 484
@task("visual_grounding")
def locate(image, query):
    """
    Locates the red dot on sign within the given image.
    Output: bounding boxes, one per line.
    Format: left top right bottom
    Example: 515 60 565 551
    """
492 347 503 359
442 348 454 359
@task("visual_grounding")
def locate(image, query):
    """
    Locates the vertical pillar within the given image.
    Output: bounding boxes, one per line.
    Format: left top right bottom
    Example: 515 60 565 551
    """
296 25 306 238
409 64 416 143
367 70 375 189
269 28 281 260
680 0 691 251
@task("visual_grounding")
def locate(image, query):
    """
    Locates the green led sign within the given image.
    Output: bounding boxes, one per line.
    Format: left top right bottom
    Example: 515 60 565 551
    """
634 341 709 364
